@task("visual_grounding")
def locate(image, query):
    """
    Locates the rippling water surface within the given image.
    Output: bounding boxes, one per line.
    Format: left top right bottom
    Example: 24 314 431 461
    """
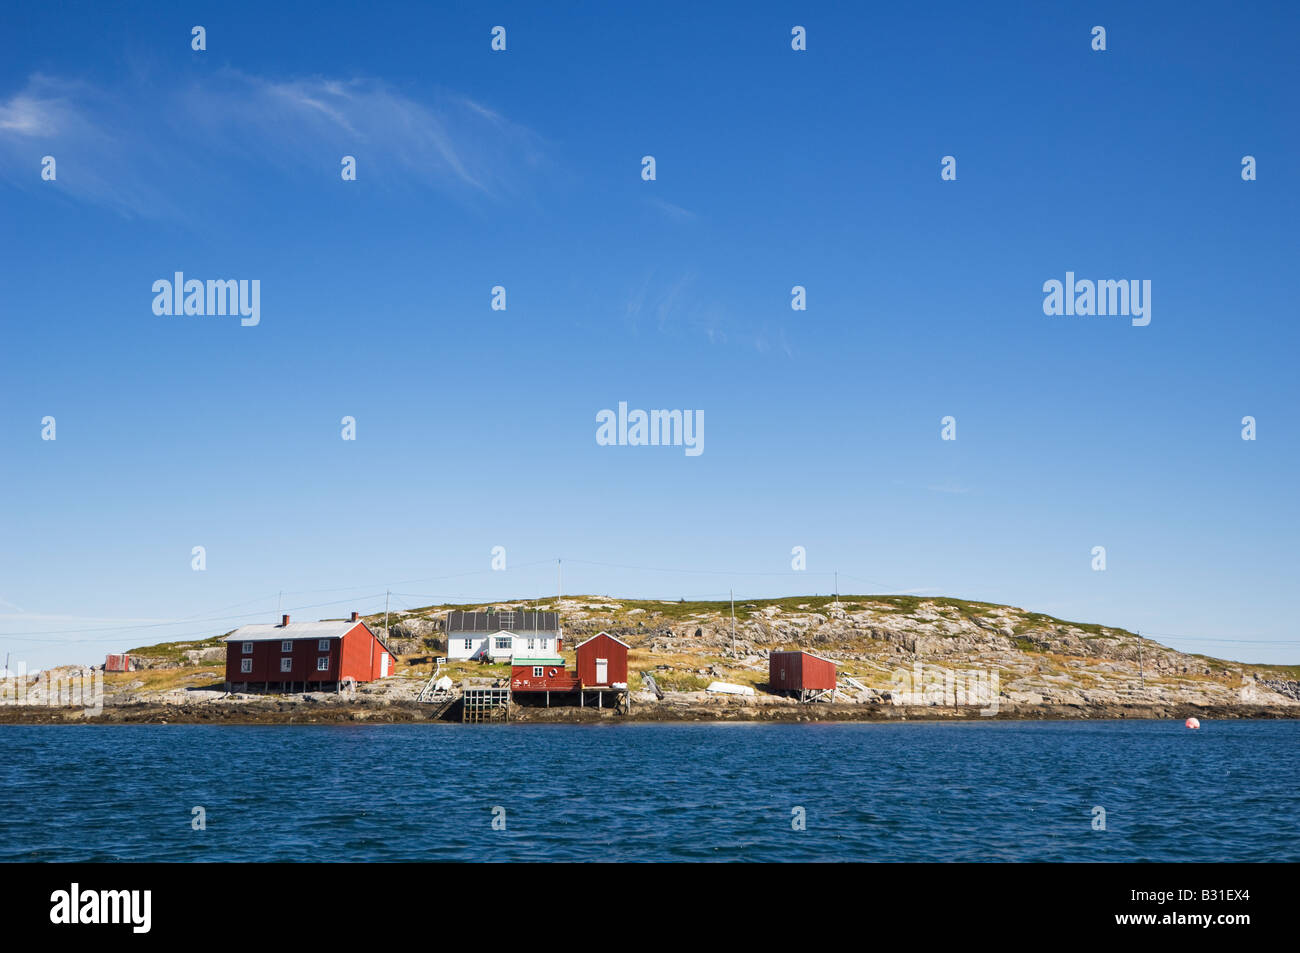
1 720 1295 861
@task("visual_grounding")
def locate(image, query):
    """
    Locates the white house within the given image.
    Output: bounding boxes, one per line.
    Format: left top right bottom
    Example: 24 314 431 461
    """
445 610 562 662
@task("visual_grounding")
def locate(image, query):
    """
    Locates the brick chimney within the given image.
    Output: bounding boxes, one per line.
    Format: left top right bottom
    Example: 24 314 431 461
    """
281 614 290 627
350 611 359 622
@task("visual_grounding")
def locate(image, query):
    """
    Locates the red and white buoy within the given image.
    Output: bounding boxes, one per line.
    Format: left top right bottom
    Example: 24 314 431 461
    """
1185 717 1201 730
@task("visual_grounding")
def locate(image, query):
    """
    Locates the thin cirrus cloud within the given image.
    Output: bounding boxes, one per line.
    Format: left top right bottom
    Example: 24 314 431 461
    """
0 70 545 218
622 270 793 356
0 73 179 218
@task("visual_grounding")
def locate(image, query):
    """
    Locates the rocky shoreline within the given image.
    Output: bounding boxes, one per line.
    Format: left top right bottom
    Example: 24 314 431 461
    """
2 699 1296 726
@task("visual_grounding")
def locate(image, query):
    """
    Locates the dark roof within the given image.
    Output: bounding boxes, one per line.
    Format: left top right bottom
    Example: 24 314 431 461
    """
446 610 560 634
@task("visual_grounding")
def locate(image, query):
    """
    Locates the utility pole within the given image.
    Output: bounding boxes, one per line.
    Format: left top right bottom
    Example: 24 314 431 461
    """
730 589 736 657
277 590 282 620
384 589 390 635
1137 632 1145 690
834 571 839 605
558 559 562 606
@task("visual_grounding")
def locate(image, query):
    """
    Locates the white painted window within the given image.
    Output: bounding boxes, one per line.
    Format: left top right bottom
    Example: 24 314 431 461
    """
281 640 293 653
242 642 253 654
280 658 292 673
240 659 252 674
533 666 544 678
495 636 511 649
317 657 329 671
463 639 473 650
318 639 330 651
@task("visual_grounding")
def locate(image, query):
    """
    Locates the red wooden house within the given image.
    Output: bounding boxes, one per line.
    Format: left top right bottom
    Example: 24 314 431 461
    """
224 612 396 692
769 650 837 700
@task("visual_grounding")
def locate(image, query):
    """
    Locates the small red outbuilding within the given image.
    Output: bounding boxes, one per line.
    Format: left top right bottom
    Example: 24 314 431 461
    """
574 632 629 688
105 654 136 673
769 650 837 698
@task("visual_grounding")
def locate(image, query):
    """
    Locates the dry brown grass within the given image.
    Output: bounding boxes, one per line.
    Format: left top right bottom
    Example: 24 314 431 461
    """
104 667 225 693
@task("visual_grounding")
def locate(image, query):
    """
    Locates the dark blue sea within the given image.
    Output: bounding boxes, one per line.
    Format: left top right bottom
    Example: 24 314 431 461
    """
1 720 1296 862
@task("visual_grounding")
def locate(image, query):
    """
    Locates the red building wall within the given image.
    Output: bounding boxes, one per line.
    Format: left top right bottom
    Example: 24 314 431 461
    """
224 638 338 684
224 623 393 685
769 651 836 692
575 633 629 688
510 662 579 693
340 623 393 680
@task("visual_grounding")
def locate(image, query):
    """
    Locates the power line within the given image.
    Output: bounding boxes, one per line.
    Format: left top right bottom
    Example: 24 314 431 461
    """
0 593 388 641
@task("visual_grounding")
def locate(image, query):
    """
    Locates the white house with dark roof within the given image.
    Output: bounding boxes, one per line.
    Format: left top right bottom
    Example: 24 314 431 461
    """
445 610 562 662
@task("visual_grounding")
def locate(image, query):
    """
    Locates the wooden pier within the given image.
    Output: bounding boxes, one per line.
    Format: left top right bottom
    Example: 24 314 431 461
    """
462 686 511 723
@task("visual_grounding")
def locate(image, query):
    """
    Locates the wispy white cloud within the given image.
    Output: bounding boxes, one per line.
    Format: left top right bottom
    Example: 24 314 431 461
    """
0 73 177 217
0 612 170 624
623 270 794 356
646 196 696 222
0 71 545 216
926 481 972 495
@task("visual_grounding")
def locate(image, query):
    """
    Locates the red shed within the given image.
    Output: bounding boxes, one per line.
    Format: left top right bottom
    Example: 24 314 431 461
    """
574 632 629 688
510 656 579 694
769 650 837 699
223 612 396 692
105 654 136 673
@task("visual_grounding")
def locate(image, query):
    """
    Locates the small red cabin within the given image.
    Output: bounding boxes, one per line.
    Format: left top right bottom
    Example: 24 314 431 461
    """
574 632 629 688
223 612 395 691
105 654 136 672
769 650 837 695
510 656 579 693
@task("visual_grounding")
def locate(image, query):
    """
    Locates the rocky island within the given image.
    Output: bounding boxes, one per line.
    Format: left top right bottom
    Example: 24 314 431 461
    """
3 595 1296 724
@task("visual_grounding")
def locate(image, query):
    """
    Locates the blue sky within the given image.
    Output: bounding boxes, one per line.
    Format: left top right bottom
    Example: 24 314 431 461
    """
2 1 1297 669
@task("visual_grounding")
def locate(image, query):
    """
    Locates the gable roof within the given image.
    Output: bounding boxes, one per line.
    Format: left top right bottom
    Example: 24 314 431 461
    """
446 610 560 635
225 620 363 643
573 631 630 650
770 649 836 664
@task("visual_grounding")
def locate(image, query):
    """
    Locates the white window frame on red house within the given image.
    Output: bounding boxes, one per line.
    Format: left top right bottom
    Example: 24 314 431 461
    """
280 658 292 673
242 642 253 654
240 659 252 674
317 657 329 671
318 639 330 652
532 666 544 678
281 640 293 653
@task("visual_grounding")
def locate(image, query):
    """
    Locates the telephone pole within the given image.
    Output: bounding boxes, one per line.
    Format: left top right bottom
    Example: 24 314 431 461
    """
558 559 562 605
1137 632 1145 690
384 589 390 635
730 589 736 657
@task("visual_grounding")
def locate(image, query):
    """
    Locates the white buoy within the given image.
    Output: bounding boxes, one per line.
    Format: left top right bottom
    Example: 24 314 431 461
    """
1185 717 1201 730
